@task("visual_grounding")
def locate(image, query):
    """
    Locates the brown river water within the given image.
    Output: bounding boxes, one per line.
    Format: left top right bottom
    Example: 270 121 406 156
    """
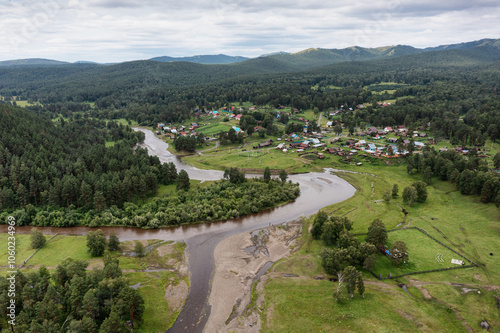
0 128 356 332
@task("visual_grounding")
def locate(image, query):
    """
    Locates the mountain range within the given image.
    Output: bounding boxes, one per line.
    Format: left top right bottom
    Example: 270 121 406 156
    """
0 38 498 67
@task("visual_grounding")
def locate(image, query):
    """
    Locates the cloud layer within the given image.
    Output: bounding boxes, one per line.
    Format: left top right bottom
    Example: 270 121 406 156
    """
0 0 499 62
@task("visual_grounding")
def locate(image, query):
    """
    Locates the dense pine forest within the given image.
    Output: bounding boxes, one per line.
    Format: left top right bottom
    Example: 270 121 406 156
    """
1 43 498 149
0 258 144 331
0 104 300 227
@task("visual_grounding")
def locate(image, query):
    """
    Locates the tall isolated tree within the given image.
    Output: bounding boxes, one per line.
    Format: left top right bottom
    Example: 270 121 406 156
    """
365 218 387 246
177 169 190 191
392 184 399 198
263 167 271 183
134 241 145 258
412 181 428 203
311 211 328 239
343 266 358 299
402 186 417 206
108 233 120 251
279 169 288 183
30 228 46 249
86 230 107 257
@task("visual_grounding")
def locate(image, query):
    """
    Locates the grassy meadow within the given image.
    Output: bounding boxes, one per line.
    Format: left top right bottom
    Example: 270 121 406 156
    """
258 162 500 332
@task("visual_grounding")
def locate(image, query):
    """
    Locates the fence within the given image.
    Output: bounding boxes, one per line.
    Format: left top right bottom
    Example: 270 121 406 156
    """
356 227 477 280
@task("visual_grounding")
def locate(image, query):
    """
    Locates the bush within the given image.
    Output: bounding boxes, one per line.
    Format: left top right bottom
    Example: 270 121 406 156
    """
30 228 46 249
86 230 107 257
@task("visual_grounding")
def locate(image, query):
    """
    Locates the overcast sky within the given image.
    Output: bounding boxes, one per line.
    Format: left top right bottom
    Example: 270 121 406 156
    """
0 0 499 62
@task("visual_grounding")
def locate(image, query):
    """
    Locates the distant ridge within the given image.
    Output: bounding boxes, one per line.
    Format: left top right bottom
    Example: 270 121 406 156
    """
0 58 69 67
0 38 497 69
424 38 500 51
149 54 248 64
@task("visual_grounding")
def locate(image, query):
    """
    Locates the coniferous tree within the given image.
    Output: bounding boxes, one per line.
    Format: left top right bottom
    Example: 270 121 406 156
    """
177 170 190 191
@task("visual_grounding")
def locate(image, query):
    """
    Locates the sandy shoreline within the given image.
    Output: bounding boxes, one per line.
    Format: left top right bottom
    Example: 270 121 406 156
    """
204 221 302 332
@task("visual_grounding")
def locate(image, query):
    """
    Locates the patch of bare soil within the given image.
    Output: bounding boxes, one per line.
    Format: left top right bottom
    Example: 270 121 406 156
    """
165 280 189 313
157 243 177 257
204 222 301 333
87 259 104 270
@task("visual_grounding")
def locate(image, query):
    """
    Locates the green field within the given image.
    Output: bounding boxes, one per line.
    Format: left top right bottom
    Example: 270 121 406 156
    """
370 228 470 278
258 162 500 332
196 122 234 136
261 278 467 333
184 147 304 171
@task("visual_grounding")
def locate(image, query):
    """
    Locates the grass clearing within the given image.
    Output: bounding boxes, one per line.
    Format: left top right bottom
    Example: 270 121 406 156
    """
261 277 466 333
370 228 468 278
28 235 92 266
0 233 43 267
184 148 303 171
260 160 499 332
196 122 234 136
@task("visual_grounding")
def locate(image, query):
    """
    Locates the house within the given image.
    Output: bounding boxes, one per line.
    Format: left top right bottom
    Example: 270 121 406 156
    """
158 123 165 129
327 147 341 154
367 143 377 151
414 141 425 149
235 114 242 120
346 140 355 146
300 142 310 149
384 127 393 132
355 140 366 147
276 143 285 150
419 133 427 137
366 127 378 134
232 126 244 134
388 137 398 143
403 139 410 145
326 121 333 127
253 139 273 149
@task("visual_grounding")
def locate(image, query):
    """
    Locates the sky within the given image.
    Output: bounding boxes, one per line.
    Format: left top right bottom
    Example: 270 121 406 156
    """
0 0 499 63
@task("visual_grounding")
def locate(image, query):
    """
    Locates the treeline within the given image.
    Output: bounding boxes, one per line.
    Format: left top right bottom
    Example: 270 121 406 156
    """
1 177 300 228
406 147 500 205
0 258 145 332
9 60 498 149
0 104 173 211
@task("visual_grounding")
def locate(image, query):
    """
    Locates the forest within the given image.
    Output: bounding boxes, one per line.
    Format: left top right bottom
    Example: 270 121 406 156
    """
0 45 496 150
0 258 145 332
0 104 300 228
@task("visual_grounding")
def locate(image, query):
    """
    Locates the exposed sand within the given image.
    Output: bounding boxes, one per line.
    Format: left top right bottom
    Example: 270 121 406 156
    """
204 222 302 333
165 280 189 312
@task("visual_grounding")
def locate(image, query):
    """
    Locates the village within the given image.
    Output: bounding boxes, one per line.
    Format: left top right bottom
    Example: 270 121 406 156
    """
153 103 490 167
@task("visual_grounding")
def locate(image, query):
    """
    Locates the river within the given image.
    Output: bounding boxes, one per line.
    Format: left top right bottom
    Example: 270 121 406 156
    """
1 128 356 332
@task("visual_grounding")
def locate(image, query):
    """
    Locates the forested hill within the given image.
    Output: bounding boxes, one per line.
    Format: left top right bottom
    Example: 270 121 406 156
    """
0 104 166 213
0 43 498 109
149 54 249 64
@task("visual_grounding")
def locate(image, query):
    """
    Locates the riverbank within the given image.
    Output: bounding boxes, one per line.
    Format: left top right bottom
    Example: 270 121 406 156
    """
204 221 302 332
